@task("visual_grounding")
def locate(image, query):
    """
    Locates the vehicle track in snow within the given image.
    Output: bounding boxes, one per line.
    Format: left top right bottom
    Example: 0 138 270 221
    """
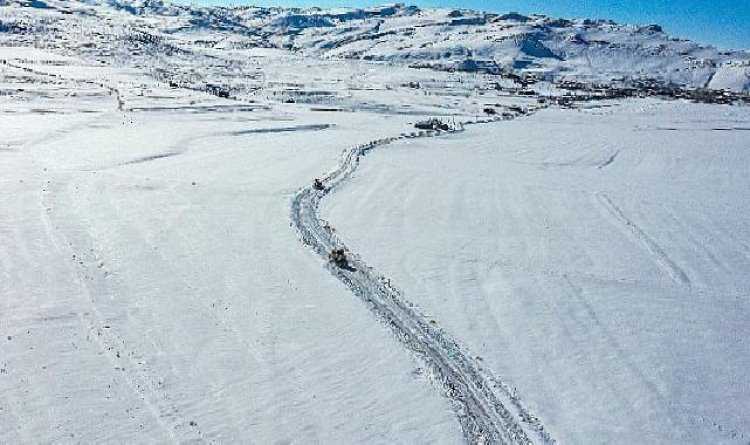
291 113 554 444
596 192 691 286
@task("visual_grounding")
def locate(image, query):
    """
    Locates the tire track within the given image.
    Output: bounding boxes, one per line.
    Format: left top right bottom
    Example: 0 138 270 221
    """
291 115 553 444
40 176 200 443
597 192 691 286
597 149 621 169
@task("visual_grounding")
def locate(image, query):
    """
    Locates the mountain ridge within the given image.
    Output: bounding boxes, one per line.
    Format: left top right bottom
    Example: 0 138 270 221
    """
1 0 749 92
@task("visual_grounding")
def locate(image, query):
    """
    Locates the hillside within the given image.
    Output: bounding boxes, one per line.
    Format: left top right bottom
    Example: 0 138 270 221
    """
1 1 749 93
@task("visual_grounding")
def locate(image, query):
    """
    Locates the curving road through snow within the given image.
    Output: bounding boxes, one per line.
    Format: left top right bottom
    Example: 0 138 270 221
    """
290 117 554 444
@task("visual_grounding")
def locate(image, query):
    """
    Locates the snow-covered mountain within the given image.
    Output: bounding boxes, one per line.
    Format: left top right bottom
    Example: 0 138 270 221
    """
1 0 749 92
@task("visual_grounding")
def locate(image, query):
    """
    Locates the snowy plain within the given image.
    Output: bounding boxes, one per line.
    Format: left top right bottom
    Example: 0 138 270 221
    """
1 1 750 443
323 99 750 443
0 46 469 443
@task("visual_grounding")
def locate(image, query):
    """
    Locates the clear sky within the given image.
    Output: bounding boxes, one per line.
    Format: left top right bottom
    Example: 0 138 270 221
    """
188 0 750 50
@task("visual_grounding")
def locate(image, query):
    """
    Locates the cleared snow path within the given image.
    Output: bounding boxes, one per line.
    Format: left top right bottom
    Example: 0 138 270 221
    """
291 117 553 445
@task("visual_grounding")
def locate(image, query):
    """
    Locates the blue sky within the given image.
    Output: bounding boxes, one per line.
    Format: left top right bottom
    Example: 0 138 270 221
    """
187 0 750 50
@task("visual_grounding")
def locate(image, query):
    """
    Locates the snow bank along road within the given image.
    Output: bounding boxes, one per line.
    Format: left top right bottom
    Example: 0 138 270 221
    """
291 115 554 444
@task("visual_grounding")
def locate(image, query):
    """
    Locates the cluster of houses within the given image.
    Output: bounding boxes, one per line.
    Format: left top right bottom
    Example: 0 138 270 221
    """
552 79 749 106
485 71 748 107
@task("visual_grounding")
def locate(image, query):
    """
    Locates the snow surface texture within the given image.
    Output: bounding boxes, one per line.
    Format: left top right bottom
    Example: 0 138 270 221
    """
323 100 750 443
0 0 749 443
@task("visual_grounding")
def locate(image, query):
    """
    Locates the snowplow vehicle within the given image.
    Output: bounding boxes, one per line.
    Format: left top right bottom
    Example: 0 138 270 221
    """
414 118 451 131
329 248 348 268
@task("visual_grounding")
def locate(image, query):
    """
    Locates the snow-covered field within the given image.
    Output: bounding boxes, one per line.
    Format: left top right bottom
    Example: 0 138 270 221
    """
323 100 750 443
1 46 473 443
1 1 750 443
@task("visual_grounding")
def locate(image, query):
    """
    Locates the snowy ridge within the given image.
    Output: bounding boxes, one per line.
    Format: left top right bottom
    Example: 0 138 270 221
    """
0 0 749 92
291 113 554 444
